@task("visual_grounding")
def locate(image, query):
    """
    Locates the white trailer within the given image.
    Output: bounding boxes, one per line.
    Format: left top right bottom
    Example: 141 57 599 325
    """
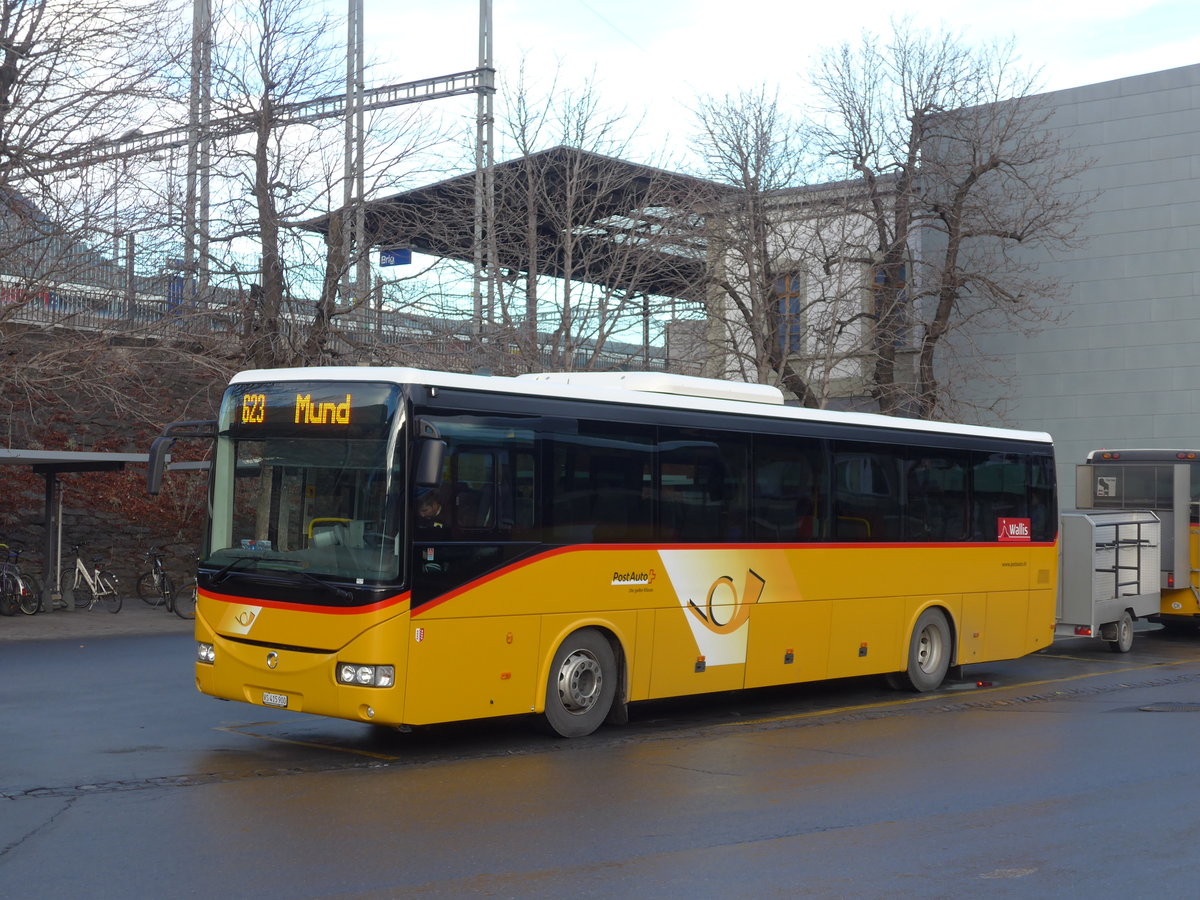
1058 510 1161 652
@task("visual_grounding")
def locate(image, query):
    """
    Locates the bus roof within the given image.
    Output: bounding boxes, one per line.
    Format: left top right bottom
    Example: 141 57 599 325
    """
1086 449 1200 461
229 366 1053 445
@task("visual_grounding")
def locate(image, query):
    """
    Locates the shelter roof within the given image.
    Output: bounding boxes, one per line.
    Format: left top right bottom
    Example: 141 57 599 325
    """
0 449 147 474
332 146 734 303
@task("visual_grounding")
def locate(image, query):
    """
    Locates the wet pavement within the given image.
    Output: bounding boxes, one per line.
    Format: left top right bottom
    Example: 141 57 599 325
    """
0 596 194 642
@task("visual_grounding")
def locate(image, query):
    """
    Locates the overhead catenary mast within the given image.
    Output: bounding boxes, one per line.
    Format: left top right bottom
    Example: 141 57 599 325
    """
45 1 497 315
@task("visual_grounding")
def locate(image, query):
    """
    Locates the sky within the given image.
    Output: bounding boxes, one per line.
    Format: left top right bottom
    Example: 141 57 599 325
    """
358 0 1200 167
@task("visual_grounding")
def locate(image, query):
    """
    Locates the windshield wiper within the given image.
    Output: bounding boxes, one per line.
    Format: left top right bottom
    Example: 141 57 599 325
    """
208 555 354 602
210 555 269 585
292 571 353 603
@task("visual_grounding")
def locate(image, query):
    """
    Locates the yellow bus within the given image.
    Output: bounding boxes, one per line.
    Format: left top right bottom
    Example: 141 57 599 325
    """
150 368 1059 737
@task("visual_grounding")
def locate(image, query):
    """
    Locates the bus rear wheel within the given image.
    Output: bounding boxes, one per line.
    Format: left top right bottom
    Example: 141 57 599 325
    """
543 628 616 738
893 608 951 692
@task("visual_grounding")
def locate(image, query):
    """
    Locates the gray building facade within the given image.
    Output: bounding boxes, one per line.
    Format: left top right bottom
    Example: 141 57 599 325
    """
954 63 1200 499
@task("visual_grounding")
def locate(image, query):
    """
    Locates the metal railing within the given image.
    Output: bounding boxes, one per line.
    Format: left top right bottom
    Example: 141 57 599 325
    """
1 281 684 374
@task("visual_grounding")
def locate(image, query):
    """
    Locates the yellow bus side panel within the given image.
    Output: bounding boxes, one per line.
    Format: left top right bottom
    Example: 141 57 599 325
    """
648 606 746 697
826 595 908 680
958 593 987 663
743 599 833 688
629 609 656 701
1027 588 1056 653
984 592 1029 661
404 614 542 725
404 610 642 723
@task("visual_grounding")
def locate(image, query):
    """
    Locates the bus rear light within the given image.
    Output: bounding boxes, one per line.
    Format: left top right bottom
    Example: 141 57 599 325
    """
1074 626 1093 636
1168 574 1175 588
337 663 395 688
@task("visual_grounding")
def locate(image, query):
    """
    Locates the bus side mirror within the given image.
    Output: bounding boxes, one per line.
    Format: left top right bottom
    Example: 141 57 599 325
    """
146 419 217 495
147 436 176 495
416 438 446 488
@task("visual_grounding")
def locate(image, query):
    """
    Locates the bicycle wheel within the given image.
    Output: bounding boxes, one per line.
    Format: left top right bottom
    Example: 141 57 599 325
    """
159 572 175 612
173 578 196 620
0 572 17 616
17 574 40 615
96 571 122 613
137 572 165 607
65 569 88 608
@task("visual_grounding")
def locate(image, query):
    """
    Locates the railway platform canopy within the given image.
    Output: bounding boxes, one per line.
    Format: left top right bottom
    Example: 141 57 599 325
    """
312 146 733 306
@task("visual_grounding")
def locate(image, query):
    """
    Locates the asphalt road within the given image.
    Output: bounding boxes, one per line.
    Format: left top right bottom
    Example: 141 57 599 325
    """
3 620 1200 898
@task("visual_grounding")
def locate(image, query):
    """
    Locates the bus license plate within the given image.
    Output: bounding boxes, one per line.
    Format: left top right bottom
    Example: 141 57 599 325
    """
262 691 288 708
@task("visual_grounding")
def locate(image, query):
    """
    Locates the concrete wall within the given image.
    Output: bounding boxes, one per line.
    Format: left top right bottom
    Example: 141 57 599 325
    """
951 64 1200 501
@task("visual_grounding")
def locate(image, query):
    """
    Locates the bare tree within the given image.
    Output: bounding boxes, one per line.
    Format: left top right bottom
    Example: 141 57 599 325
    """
364 68 709 376
197 0 451 369
692 88 875 407
198 0 342 368
0 0 187 436
810 21 1092 418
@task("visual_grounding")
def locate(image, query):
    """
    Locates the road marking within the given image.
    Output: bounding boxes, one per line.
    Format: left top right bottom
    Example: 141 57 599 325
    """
722 660 1179 727
216 722 401 760
980 867 1038 879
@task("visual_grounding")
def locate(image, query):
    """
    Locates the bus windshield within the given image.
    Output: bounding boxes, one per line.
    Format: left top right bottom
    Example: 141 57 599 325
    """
204 381 404 584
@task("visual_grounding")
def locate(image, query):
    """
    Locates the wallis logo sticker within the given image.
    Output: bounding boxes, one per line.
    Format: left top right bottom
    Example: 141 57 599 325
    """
997 518 1032 542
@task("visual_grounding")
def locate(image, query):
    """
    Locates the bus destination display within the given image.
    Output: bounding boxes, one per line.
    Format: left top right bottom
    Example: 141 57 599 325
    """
241 391 352 426
225 382 400 438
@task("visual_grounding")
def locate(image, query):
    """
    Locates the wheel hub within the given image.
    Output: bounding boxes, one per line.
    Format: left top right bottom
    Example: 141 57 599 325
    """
557 649 602 713
917 626 943 673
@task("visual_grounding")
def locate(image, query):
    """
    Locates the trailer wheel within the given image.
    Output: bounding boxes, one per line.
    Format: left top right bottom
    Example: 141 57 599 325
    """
1106 611 1134 653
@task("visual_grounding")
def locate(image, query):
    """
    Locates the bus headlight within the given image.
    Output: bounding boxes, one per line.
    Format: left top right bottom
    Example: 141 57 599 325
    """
197 642 215 664
336 663 394 688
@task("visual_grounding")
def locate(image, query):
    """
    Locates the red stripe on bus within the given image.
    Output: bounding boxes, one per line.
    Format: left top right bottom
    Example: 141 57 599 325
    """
201 587 410 615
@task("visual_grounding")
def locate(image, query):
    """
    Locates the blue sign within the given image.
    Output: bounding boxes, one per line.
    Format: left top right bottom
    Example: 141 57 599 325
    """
379 248 412 267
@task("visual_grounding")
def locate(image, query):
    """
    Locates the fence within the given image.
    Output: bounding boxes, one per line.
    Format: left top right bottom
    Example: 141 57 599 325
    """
0 279 685 374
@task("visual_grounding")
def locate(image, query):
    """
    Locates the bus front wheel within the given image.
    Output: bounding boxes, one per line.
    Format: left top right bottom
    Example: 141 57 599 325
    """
892 608 951 692
543 628 616 738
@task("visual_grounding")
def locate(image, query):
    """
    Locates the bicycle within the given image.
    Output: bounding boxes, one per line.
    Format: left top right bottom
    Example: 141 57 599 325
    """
136 548 169 608
136 547 195 620
0 542 39 616
62 544 122 613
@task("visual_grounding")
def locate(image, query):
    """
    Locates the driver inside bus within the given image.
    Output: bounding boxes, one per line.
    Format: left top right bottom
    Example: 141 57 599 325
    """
416 488 446 530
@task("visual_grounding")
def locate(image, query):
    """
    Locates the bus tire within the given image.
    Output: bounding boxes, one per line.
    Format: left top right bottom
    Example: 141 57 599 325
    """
543 628 616 738
1107 611 1134 653
894 607 952 692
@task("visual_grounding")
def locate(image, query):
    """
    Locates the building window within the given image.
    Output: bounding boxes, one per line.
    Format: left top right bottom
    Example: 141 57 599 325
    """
773 272 804 355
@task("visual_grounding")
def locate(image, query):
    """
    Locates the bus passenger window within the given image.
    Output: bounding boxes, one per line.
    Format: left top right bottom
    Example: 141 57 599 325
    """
906 452 968 541
833 442 903 541
659 428 748 542
547 424 654 543
971 452 1026 540
752 435 825 542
